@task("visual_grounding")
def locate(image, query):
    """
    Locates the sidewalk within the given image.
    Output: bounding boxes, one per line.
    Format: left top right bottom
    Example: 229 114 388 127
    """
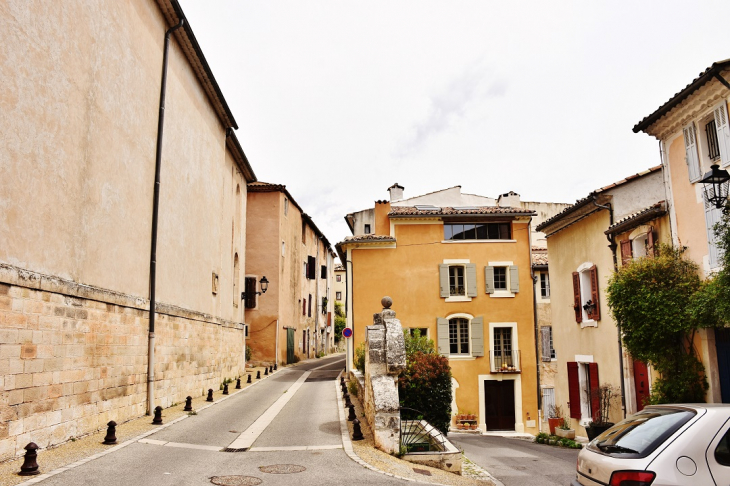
0 365 274 486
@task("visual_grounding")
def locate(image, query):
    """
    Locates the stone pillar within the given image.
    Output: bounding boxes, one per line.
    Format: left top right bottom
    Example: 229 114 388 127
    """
363 296 405 454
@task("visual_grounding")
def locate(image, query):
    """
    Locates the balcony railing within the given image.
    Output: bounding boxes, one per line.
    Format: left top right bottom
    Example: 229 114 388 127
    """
491 350 521 373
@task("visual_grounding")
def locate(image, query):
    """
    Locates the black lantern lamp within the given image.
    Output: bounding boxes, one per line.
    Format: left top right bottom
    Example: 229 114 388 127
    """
241 276 269 301
701 164 730 210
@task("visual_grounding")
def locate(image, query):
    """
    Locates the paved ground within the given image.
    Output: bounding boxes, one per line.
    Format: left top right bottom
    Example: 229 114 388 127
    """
449 433 579 486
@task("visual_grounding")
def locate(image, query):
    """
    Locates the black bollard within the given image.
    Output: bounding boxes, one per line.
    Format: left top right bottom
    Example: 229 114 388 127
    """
269 365 273 374
348 404 357 421
247 374 252 384
274 363 277 371
184 396 193 411
344 395 352 409
223 383 229 395
351 419 364 441
152 406 163 424
18 442 40 476
341 383 347 394
256 370 261 379
264 367 269 376
236 378 241 389
103 421 117 444
207 389 214 402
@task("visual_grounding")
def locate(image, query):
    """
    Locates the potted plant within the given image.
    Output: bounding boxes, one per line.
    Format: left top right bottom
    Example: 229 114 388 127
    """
555 419 575 439
586 384 619 440
547 405 564 435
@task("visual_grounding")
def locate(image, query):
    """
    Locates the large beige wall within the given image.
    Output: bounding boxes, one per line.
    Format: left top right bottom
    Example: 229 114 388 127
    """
0 0 247 322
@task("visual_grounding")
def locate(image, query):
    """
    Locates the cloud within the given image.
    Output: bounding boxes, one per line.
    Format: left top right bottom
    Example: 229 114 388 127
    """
396 63 508 156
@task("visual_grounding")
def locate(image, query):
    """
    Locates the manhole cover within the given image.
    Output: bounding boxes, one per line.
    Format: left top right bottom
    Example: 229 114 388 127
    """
259 464 307 474
210 476 262 486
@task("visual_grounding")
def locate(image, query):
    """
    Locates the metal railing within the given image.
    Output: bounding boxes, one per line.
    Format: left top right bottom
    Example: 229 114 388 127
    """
399 407 446 453
491 350 521 372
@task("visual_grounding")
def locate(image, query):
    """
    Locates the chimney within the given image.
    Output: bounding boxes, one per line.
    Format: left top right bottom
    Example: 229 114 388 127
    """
388 183 404 202
497 191 521 207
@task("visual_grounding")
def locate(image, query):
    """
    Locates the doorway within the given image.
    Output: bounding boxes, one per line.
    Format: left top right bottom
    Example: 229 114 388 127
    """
632 359 649 411
483 380 515 431
287 328 295 364
716 328 730 403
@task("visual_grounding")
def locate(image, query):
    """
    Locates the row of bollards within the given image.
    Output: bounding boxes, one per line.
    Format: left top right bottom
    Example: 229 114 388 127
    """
340 375 363 441
18 366 280 476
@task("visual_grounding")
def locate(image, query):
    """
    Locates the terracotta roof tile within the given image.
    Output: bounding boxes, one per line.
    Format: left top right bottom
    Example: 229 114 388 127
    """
605 201 667 236
338 235 397 245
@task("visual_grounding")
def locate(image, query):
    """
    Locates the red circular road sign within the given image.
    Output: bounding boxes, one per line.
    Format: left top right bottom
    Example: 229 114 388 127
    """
342 328 353 338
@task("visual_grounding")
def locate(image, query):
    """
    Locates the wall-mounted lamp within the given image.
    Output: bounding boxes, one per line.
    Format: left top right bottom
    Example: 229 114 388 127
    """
241 276 269 301
701 164 730 210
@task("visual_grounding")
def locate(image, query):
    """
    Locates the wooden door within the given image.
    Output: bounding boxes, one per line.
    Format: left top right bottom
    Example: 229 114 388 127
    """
483 380 515 431
632 359 649 411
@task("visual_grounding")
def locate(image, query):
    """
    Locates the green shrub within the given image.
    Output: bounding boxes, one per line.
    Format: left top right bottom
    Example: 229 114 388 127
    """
403 328 435 356
354 342 366 373
398 351 452 435
348 379 358 397
334 316 347 343
245 346 252 362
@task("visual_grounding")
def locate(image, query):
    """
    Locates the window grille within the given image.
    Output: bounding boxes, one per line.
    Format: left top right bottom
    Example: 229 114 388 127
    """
707 119 721 160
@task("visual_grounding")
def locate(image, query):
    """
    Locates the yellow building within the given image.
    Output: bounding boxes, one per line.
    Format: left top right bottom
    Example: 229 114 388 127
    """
338 184 567 434
634 59 730 403
536 167 669 438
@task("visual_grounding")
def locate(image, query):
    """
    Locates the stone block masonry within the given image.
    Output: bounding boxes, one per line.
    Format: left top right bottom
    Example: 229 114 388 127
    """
0 265 245 461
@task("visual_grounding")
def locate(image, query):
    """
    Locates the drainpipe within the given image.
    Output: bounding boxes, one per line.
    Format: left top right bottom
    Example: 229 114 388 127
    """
592 196 627 418
148 18 184 416
529 222 543 433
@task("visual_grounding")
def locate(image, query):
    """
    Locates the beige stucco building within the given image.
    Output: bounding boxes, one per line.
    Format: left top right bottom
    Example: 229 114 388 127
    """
0 0 256 460
245 183 335 366
634 59 730 403
537 167 669 437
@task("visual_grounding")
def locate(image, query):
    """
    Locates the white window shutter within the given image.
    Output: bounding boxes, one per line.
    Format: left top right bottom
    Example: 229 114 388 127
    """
683 123 701 182
714 101 730 168
466 264 477 297
484 266 495 294
437 318 449 355
540 327 552 362
706 204 723 268
509 265 519 293
439 264 450 298
470 317 484 357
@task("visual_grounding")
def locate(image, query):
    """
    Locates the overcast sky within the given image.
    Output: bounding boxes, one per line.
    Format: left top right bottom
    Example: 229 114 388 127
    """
178 0 730 253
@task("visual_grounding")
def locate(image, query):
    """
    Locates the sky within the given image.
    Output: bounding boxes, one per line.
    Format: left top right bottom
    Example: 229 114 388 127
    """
178 0 730 253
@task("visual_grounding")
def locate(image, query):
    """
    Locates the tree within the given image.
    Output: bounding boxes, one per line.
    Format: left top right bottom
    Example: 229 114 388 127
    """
607 244 708 403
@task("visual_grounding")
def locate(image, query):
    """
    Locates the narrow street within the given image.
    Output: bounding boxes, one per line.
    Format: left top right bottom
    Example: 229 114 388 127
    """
33 355 410 486
450 434 579 486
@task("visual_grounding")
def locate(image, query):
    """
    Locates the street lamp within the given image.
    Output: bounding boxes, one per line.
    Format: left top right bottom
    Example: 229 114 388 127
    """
700 164 730 209
241 276 269 301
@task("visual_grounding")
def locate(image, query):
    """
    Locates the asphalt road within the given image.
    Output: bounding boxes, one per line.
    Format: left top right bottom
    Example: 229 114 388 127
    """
34 354 411 486
450 433 579 486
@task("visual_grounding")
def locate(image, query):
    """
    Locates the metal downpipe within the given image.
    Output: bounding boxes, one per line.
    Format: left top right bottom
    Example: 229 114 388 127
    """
148 18 184 416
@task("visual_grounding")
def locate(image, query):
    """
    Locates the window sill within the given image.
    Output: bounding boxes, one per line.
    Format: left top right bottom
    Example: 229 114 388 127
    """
447 356 477 361
489 291 515 298
445 296 472 302
580 320 597 329
442 240 517 244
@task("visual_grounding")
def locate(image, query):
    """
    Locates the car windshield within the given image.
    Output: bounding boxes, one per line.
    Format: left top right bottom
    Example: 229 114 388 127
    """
587 407 696 458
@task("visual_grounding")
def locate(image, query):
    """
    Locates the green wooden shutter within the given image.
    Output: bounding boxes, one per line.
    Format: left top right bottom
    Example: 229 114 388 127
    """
470 317 484 357
466 264 477 297
439 264 450 298
437 317 449 355
509 265 519 293
484 266 495 294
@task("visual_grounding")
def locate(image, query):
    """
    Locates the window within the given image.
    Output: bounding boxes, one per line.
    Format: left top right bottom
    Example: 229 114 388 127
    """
572 264 600 324
336 291 342 300
620 228 656 265
493 327 513 368
715 427 730 466
436 315 484 357
485 264 519 296
364 224 371 234
439 263 477 300
568 361 599 423
683 123 702 182
307 256 316 279
284 197 289 216
540 326 555 361
320 265 327 279
444 222 511 240
449 318 470 355
244 277 257 309
336 275 341 282
308 293 312 317
707 119 721 161
540 272 550 298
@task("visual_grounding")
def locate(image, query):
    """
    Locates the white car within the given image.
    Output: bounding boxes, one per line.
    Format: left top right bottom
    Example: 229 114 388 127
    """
571 404 730 486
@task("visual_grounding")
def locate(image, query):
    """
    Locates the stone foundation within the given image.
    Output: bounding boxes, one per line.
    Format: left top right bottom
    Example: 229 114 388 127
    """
0 266 245 461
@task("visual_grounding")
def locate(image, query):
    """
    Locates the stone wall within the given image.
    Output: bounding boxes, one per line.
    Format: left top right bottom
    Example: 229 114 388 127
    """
0 271 245 461
362 298 405 454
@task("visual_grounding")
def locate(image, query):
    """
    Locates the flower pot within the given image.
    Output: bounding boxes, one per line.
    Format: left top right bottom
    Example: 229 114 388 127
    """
548 417 563 435
586 422 614 441
555 428 575 439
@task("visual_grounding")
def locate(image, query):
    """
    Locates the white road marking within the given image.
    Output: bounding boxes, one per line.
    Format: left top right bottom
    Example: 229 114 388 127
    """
248 444 342 452
227 370 311 450
138 438 222 451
